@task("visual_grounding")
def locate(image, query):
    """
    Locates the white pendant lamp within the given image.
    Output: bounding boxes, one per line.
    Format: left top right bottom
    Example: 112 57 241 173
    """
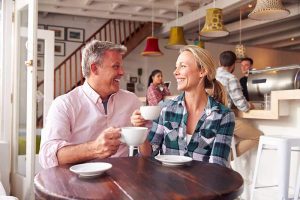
248 0 290 20
235 9 246 59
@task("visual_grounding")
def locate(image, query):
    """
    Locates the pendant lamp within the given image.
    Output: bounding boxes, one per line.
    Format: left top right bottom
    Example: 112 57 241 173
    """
195 1 205 49
235 9 246 59
194 37 205 49
165 26 187 49
200 8 229 37
165 0 187 49
248 0 290 20
141 3 163 56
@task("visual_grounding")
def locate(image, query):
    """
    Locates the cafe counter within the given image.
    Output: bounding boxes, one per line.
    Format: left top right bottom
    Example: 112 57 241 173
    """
234 89 300 200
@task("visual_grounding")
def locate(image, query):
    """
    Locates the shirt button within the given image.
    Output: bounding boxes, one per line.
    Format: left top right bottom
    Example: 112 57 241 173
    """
205 109 211 116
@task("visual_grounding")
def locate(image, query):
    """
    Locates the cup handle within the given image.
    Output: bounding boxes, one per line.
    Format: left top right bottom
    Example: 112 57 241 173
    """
119 135 125 143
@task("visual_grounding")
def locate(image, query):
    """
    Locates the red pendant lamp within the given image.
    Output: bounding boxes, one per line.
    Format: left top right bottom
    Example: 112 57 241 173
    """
141 3 163 56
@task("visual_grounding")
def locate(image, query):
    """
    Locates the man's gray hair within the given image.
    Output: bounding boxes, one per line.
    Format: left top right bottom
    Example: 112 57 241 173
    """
81 40 127 78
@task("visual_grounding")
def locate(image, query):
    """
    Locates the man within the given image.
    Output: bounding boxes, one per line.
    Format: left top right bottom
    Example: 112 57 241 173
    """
239 57 253 101
216 51 262 157
39 40 141 168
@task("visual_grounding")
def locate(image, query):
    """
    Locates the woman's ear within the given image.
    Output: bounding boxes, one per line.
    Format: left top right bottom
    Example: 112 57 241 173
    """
199 69 208 78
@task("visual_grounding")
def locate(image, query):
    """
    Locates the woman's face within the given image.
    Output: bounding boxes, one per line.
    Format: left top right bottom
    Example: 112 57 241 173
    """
152 72 163 85
174 51 204 92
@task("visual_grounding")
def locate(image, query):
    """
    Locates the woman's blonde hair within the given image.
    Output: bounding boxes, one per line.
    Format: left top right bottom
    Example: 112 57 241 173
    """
179 45 227 106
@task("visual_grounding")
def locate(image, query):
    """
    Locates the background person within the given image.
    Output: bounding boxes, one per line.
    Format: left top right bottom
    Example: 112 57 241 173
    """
39 40 141 168
132 45 235 167
146 69 171 105
216 51 262 157
239 57 254 101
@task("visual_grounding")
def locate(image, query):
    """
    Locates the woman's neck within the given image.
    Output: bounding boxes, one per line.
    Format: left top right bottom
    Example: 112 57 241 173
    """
185 90 208 112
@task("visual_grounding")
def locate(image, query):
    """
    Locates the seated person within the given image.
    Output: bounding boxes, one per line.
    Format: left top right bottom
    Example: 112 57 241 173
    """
216 51 262 157
131 45 235 167
39 40 141 168
146 69 171 105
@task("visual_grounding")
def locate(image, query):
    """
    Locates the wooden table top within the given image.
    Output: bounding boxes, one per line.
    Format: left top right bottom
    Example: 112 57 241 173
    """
34 157 243 200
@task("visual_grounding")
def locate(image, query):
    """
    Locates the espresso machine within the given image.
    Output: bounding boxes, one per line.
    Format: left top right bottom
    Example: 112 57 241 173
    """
247 65 300 102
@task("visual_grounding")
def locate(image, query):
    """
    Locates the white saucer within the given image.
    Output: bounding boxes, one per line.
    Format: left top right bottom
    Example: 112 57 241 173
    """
155 155 192 166
70 162 112 177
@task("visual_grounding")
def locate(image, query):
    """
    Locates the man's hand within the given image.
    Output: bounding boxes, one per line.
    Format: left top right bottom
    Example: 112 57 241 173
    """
93 127 121 158
131 109 147 127
248 102 255 110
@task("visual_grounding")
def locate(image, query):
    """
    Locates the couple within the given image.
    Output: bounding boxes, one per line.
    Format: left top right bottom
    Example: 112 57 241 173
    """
39 40 234 169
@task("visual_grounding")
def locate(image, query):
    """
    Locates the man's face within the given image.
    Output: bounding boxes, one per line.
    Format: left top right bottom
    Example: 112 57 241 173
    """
93 50 124 97
240 60 252 75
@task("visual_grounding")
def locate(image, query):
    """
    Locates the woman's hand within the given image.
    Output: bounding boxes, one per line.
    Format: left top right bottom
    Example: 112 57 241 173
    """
131 109 147 127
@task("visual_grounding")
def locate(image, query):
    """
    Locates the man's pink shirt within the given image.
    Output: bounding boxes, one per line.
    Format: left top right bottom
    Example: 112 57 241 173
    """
39 82 141 168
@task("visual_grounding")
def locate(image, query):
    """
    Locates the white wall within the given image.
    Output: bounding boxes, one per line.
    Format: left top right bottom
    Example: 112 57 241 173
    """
38 14 108 67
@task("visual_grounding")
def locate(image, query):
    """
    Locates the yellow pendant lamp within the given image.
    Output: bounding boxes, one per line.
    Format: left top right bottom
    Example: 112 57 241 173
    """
248 0 290 20
200 8 229 37
194 39 205 49
141 3 163 56
165 26 187 49
165 0 187 50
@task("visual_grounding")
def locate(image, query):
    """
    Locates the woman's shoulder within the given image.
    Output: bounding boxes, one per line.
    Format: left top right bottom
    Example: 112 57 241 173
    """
209 96 233 115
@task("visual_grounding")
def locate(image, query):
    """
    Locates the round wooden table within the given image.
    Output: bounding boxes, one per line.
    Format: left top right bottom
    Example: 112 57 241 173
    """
34 157 243 200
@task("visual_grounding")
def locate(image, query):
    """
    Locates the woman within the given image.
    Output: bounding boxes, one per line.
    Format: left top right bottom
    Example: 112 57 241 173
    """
131 45 235 167
146 69 171 105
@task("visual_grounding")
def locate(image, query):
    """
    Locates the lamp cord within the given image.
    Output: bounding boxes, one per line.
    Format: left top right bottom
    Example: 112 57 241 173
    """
198 0 201 39
152 2 154 36
239 8 242 45
176 0 178 26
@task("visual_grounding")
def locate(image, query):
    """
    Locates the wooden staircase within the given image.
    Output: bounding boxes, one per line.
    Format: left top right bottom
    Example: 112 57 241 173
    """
36 19 161 127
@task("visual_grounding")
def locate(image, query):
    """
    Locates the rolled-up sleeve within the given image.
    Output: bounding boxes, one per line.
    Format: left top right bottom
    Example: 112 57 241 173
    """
228 78 250 112
39 98 73 168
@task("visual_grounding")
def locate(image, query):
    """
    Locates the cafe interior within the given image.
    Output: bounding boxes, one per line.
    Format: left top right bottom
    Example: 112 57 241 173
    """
0 0 300 199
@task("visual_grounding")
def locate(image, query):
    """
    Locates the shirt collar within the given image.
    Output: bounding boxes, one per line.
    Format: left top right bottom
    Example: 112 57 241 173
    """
177 93 219 115
82 81 101 104
82 81 119 104
204 96 220 116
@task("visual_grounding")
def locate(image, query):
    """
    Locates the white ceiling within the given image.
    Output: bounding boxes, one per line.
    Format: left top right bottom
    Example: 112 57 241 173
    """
39 0 300 52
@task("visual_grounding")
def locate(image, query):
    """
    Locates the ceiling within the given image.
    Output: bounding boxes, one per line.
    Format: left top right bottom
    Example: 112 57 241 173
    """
39 0 300 52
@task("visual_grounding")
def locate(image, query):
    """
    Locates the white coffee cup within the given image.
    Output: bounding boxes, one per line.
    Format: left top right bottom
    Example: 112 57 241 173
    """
140 105 161 120
120 127 148 146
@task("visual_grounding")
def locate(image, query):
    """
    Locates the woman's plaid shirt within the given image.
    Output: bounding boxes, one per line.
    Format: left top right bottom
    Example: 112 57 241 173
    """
148 93 235 167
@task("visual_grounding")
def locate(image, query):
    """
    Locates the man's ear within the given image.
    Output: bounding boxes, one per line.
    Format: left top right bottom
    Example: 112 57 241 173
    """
90 63 98 75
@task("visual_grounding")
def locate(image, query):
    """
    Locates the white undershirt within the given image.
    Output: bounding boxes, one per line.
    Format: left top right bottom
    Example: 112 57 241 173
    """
186 134 192 144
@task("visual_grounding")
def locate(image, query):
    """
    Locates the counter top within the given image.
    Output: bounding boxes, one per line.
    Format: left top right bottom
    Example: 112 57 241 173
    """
236 89 300 120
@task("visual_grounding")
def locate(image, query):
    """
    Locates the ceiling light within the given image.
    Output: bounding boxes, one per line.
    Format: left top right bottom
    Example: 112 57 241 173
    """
200 6 229 37
235 9 246 59
165 0 187 49
141 3 163 56
248 0 290 21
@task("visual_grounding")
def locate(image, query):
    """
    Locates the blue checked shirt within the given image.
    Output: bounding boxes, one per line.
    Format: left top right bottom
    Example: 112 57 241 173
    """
148 94 235 167
216 67 250 112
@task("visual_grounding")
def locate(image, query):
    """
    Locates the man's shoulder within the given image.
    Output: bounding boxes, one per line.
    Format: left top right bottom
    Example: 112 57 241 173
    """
117 89 139 100
53 86 82 105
